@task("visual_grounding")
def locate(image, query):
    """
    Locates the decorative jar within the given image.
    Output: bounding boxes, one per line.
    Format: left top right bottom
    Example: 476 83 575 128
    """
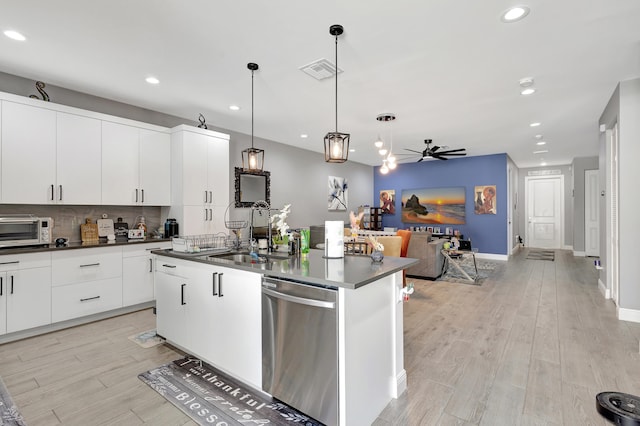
370 250 384 263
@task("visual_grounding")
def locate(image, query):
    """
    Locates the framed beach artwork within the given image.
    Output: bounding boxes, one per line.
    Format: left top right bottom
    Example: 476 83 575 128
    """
328 176 348 211
474 185 497 215
401 187 466 224
379 190 396 214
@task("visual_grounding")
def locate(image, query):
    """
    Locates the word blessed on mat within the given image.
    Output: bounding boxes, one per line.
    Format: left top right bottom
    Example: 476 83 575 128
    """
139 357 321 425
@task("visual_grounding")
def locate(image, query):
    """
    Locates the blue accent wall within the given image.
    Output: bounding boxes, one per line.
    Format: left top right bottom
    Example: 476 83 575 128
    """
374 154 508 255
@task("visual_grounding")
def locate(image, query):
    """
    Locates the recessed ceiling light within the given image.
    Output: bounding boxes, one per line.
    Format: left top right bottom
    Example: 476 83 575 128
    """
300 134 308 138
540 162 547 166
229 105 240 111
521 88 536 95
536 141 546 146
349 148 355 152
4 30 26 41
501 6 530 23
535 134 543 139
533 150 548 154
530 122 541 127
145 76 160 85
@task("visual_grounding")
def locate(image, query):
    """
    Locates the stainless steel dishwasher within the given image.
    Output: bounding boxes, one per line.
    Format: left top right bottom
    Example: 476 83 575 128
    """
262 276 338 426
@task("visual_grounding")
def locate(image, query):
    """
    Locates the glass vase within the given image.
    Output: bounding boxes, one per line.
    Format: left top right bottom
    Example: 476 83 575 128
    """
370 250 384 263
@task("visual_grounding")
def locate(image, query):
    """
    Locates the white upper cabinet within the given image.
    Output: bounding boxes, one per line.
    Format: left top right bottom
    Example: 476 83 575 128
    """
1 101 56 203
56 112 102 204
170 125 230 235
102 121 170 205
139 128 171 205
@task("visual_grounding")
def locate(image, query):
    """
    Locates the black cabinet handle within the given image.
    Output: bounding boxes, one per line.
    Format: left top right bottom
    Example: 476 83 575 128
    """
59 184 63 201
135 188 139 202
209 191 212 204
212 272 218 296
181 283 186 305
218 273 224 297
204 190 208 203
80 295 100 302
141 189 145 203
162 264 176 268
79 263 100 268
0 276 3 296
10 275 14 294
149 258 153 272
51 184 54 201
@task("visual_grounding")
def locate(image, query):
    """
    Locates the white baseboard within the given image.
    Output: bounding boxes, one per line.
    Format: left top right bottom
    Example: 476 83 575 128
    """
573 251 586 257
598 278 610 299
618 307 640 324
394 369 407 398
476 253 509 262
563 244 573 251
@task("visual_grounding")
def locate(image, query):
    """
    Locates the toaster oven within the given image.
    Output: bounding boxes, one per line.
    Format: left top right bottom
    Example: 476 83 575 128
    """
0 215 52 248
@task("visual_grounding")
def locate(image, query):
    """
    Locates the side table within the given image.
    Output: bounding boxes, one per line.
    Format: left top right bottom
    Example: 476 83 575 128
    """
441 248 479 282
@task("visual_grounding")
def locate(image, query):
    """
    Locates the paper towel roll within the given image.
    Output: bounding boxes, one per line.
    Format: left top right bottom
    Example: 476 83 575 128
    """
324 220 344 258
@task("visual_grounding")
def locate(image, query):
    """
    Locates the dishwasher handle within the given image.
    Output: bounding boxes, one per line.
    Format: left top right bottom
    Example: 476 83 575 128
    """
262 287 335 309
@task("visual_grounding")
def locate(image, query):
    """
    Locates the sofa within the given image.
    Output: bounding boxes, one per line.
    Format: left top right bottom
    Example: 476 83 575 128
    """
405 232 446 280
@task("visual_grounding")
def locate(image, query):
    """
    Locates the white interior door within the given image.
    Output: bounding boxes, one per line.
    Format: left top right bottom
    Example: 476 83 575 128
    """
525 175 564 249
584 169 600 257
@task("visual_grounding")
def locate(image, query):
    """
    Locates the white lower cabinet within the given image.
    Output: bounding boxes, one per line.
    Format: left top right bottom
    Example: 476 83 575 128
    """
0 253 52 335
155 256 262 387
122 243 171 306
51 246 123 322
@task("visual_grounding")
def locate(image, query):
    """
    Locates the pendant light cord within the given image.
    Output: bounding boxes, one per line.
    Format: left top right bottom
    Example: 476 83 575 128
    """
251 68 254 149
334 34 338 133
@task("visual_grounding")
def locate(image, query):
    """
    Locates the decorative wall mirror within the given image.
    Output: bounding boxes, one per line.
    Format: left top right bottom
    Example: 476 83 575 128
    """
235 167 270 208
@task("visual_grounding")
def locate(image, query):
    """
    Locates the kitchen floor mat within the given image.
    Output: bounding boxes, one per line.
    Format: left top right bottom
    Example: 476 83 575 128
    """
139 357 323 426
0 375 26 426
526 249 555 261
128 329 165 348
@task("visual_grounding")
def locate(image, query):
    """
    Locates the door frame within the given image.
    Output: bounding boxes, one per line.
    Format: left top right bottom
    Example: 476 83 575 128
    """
584 169 599 257
524 174 565 249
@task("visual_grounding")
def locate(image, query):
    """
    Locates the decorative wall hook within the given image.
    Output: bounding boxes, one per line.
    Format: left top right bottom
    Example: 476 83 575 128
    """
29 81 50 101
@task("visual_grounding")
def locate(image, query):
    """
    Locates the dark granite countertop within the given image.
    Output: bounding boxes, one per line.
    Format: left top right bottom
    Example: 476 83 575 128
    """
0 238 172 255
153 248 418 290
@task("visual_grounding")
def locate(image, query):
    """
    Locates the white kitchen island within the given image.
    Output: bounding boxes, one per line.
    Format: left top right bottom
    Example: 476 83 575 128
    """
154 249 417 426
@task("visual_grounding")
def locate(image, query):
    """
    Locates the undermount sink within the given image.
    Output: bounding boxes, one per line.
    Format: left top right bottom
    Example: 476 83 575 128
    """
204 251 291 265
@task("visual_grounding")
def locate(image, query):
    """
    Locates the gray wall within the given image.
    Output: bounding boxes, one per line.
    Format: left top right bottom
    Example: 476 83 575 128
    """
517 165 574 249
0 71 374 230
571 157 599 253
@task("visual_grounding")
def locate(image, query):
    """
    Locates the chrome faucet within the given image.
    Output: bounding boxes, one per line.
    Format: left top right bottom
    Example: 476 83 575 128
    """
250 200 272 253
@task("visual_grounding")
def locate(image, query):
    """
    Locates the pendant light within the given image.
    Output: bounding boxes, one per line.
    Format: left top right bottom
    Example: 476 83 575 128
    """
242 62 264 171
377 113 397 170
324 24 350 163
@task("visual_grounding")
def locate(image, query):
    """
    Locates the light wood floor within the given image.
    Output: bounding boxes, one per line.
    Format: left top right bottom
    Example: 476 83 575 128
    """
1 249 639 425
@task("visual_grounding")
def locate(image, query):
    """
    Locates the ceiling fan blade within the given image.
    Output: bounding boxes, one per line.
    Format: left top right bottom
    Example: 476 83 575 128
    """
404 148 423 154
437 148 466 154
439 153 467 156
417 157 424 162
430 145 441 153
434 156 448 160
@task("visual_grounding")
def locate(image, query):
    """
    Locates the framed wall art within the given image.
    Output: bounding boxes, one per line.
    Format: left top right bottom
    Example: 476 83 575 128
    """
474 185 496 214
328 176 348 211
401 187 466 224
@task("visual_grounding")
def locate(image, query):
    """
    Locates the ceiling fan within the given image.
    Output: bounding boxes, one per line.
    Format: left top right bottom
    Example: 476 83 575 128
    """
405 139 467 162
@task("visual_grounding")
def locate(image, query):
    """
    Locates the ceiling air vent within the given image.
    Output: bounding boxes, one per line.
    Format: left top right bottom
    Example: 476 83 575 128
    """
299 58 343 81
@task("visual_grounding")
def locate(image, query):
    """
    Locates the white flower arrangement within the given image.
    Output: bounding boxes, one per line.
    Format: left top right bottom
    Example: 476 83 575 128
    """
270 204 291 240
366 235 384 252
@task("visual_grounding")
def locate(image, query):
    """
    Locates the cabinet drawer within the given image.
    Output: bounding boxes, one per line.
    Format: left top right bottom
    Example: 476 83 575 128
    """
52 247 122 286
155 256 190 278
122 242 171 258
0 252 51 271
51 277 123 322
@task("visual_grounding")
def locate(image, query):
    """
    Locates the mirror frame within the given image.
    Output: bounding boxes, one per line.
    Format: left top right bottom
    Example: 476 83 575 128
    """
234 167 271 208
